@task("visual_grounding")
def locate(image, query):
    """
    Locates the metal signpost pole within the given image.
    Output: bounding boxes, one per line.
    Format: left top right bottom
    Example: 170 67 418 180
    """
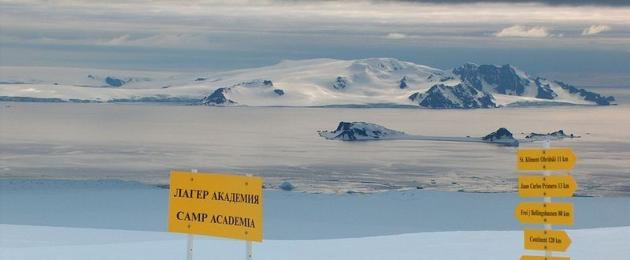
188 169 198 260
246 173 254 260
542 140 552 258
246 241 253 260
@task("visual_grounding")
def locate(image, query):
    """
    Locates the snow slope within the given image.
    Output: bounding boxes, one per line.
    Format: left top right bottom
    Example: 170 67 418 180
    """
0 66 178 88
0 58 615 107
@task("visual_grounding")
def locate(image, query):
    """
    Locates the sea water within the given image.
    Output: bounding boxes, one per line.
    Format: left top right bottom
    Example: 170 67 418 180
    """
1 103 629 196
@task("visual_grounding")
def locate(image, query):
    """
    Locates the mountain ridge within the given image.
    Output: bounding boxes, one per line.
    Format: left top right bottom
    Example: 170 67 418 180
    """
0 58 615 108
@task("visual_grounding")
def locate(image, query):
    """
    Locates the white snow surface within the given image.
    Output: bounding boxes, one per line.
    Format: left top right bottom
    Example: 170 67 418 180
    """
2 180 630 259
0 58 600 106
1 225 629 260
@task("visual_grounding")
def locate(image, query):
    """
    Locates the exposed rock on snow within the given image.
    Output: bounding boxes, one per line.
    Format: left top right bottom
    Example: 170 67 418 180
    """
452 63 615 106
87 74 151 88
525 130 579 141
201 88 235 105
408 83 496 109
105 76 126 87
318 122 407 141
534 78 558 100
481 128 519 146
453 63 530 95
319 122 519 146
332 76 350 90
200 79 286 105
234 79 273 88
399 76 408 89
554 80 615 105
273 89 285 96
278 181 295 191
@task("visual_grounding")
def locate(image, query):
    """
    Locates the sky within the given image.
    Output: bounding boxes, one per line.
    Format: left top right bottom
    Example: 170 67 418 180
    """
1 0 629 86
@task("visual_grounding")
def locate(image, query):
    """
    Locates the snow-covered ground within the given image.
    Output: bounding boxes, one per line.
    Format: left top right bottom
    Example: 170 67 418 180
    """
2 224 629 260
1 180 630 259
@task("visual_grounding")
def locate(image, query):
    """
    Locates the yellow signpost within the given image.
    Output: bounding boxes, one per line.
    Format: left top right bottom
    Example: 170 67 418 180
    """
168 170 263 241
518 175 577 198
168 170 263 260
524 229 572 252
520 256 570 260
514 202 573 225
517 148 577 171
516 146 577 260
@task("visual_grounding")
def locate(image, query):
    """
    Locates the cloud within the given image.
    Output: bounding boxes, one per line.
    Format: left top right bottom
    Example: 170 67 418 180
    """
399 0 630 6
582 25 612 36
1 0 630 71
0 32 215 49
495 25 551 38
384 33 408 39
103 33 211 48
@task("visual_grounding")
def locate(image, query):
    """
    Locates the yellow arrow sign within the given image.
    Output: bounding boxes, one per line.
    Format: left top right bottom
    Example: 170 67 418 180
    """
515 202 574 225
524 229 572 252
521 256 570 260
517 148 577 171
519 175 577 198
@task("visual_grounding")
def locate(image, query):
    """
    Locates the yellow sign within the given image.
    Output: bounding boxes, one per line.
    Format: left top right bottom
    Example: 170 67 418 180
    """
524 229 572 252
167 171 263 242
519 175 577 198
515 202 573 225
521 256 570 260
517 148 577 171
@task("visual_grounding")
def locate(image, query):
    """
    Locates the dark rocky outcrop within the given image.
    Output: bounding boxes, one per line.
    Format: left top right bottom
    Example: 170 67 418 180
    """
273 89 285 96
554 80 615 105
409 83 496 109
525 130 579 140
482 127 519 146
318 121 406 141
535 78 558 100
332 76 350 89
105 76 126 87
453 63 530 95
399 76 408 89
201 88 235 105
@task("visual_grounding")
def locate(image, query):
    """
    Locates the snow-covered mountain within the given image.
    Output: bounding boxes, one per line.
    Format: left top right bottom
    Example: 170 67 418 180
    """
452 63 615 107
0 58 615 108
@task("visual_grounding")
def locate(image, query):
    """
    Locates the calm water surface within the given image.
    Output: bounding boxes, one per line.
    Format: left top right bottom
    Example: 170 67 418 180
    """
1 103 629 196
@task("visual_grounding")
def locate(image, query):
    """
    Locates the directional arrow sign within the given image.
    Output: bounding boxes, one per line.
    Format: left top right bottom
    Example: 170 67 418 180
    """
524 229 572 252
521 256 570 260
517 148 577 171
518 175 577 198
515 202 574 225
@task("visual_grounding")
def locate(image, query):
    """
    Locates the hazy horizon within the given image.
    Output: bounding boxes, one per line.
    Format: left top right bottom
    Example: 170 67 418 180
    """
1 0 630 86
